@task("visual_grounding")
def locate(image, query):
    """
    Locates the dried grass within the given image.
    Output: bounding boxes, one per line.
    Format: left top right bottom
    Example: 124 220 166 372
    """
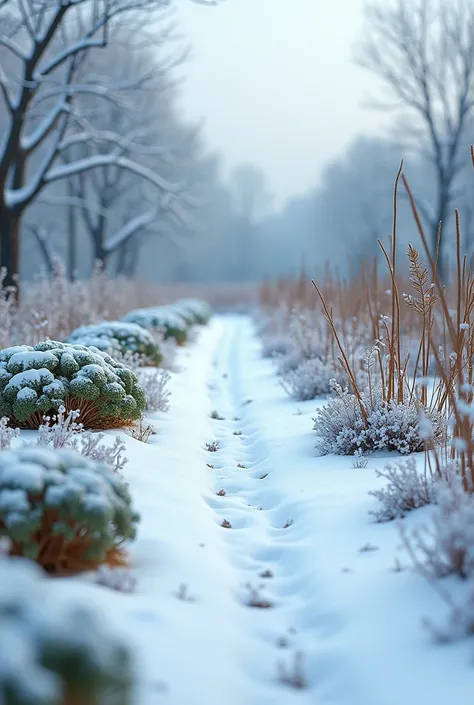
13 397 136 431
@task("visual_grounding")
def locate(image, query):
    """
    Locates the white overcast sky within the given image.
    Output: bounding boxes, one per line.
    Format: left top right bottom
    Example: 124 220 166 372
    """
175 0 391 208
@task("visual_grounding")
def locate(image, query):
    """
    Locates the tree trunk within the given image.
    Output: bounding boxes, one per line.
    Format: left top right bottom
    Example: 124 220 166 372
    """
67 185 77 281
91 218 108 271
434 187 449 283
115 240 128 275
0 203 20 292
92 241 108 270
125 238 141 277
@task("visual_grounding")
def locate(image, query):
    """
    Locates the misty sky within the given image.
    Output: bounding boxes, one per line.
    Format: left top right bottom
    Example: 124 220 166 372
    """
176 0 392 209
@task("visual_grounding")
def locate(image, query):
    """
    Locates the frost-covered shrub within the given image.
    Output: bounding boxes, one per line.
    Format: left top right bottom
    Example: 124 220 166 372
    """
67 321 162 366
122 306 188 345
138 369 171 412
280 357 346 401
276 309 328 374
313 384 446 455
0 557 133 705
0 341 146 429
261 334 295 359
37 407 128 475
402 473 474 579
175 298 212 325
369 457 435 522
425 577 474 643
256 305 294 358
0 447 139 574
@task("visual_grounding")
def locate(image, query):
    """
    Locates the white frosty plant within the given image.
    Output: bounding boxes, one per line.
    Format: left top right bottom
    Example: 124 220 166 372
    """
280 359 346 401
0 417 19 449
138 369 171 413
401 471 474 580
369 457 435 522
37 405 128 474
313 382 446 456
275 309 326 375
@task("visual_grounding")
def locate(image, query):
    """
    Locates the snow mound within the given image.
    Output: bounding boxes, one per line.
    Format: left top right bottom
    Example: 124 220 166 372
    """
67 321 162 366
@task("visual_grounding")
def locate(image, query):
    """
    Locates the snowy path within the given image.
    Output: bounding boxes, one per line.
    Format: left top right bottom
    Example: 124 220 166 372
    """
47 315 474 705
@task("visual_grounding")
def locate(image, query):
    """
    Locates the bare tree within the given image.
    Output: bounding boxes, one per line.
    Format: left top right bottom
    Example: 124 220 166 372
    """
357 0 474 277
0 0 221 293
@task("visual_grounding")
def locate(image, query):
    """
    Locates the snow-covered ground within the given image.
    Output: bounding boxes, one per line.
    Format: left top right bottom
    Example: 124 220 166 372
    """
34 315 474 704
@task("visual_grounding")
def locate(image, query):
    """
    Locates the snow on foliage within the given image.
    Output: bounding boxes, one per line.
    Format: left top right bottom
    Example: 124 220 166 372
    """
37 406 128 475
369 457 435 522
0 556 133 705
0 447 139 573
174 298 213 325
280 357 346 401
67 321 162 366
122 306 189 345
401 470 474 580
313 383 446 455
0 341 146 429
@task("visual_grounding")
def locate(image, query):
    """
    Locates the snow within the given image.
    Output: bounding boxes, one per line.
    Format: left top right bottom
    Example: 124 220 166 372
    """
123 306 188 332
4 368 55 392
2 315 474 704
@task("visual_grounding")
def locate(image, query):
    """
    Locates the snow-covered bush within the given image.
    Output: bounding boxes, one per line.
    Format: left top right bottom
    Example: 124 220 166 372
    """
282 310 325 365
369 457 435 521
174 298 212 325
122 306 188 345
0 556 133 704
0 342 146 429
313 383 446 455
280 357 346 401
425 577 474 643
402 472 474 579
256 305 294 359
0 447 139 574
138 369 171 412
261 334 295 360
67 321 162 366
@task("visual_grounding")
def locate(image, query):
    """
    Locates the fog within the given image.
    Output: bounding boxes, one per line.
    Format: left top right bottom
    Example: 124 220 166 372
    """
176 0 389 207
2 0 473 287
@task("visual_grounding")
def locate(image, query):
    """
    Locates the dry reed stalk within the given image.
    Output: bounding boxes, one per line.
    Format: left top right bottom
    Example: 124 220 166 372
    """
402 168 474 489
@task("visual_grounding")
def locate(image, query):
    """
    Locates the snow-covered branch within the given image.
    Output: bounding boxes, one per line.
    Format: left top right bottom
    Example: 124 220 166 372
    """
45 154 182 193
0 36 27 61
36 38 107 78
104 208 158 252
21 102 70 153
